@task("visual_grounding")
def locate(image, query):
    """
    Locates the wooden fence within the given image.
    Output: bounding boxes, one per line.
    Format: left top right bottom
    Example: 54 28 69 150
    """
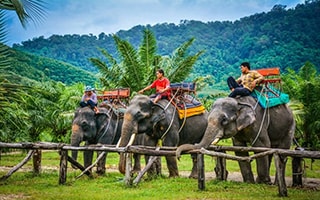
1 142 320 197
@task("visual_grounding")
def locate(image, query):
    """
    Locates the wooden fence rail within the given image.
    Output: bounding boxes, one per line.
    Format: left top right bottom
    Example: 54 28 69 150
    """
1 142 319 197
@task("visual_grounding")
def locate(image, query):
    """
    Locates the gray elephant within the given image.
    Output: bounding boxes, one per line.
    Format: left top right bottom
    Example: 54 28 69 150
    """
71 104 124 174
71 104 157 175
177 96 295 184
118 94 208 178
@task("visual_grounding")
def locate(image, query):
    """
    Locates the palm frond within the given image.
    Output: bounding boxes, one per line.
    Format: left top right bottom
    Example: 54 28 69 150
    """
165 38 204 82
0 0 47 28
139 29 157 74
113 34 143 90
90 48 124 89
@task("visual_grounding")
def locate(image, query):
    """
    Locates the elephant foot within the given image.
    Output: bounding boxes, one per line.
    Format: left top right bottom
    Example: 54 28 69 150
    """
168 172 179 178
96 169 106 175
188 172 198 179
256 176 272 185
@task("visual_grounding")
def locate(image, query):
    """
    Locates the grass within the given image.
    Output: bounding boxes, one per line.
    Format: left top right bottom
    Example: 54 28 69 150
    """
1 142 320 200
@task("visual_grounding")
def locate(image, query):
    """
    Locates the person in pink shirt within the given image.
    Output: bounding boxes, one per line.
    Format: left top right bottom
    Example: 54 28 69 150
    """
138 69 171 103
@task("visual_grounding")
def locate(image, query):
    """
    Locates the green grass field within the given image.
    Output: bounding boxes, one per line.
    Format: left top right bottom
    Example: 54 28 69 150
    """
1 143 320 200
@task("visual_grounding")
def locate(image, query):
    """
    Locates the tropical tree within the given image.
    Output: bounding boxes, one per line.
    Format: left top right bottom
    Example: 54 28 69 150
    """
90 29 204 94
282 62 320 150
0 0 47 141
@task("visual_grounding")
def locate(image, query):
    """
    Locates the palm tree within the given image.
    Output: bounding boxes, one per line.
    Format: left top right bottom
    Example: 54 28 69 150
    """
90 29 204 94
0 0 47 142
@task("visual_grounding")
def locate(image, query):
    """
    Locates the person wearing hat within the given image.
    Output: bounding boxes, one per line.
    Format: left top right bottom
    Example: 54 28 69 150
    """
80 86 99 113
227 62 264 98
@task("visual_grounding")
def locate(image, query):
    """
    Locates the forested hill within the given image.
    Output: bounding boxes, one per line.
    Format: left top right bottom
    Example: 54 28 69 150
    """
13 1 320 84
10 49 97 85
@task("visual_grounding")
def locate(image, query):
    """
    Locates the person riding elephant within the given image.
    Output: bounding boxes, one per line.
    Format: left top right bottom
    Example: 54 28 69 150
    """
176 96 295 184
117 94 208 178
71 103 159 175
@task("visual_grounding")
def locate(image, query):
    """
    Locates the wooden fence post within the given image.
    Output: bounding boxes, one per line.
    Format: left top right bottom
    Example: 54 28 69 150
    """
292 157 303 186
59 150 68 185
274 153 287 197
197 153 205 190
214 150 228 180
124 153 133 186
32 149 42 174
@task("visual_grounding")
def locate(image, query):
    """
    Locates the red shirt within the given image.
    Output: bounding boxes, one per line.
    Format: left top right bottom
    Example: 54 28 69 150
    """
151 77 171 96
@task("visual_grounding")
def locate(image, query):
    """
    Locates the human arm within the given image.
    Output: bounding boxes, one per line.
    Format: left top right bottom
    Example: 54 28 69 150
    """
90 93 98 104
138 84 152 94
80 94 86 102
251 71 264 88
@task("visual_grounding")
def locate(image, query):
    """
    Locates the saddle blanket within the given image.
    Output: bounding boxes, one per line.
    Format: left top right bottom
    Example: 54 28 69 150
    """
175 95 205 119
177 105 206 119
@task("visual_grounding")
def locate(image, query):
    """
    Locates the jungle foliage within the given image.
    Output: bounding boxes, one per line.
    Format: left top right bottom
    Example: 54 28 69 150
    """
90 29 203 93
282 62 320 150
1 1 320 152
12 0 320 89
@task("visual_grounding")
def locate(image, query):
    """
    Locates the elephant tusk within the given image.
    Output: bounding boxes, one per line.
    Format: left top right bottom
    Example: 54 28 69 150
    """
116 137 122 148
212 138 220 145
126 133 136 147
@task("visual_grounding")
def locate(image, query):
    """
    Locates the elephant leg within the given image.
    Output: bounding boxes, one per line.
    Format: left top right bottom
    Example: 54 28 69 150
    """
234 151 255 183
255 155 272 184
133 153 141 173
189 153 198 179
233 139 255 183
96 152 107 175
144 155 161 178
165 155 179 177
84 150 93 170
154 156 162 175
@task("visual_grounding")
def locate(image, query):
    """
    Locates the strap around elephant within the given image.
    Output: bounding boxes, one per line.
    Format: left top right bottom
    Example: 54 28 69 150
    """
153 100 177 141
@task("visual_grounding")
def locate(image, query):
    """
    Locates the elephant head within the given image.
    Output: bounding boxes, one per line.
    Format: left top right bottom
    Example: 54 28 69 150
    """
176 96 256 158
71 106 112 165
117 95 155 174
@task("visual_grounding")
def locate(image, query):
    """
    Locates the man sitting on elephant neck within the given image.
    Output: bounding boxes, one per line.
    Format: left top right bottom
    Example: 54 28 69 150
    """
227 62 264 98
138 69 171 103
80 86 99 113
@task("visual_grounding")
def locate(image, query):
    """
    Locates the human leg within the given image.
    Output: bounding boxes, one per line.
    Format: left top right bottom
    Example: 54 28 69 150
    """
87 100 99 113
227 76 241 90
228 87 251 98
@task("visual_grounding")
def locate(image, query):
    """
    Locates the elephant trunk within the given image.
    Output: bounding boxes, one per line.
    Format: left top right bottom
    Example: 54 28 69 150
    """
71 124 83 163
176 122 223 159
118 113 138 174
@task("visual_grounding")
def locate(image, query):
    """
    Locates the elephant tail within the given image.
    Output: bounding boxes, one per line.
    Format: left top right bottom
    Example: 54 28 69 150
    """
176 144 199 160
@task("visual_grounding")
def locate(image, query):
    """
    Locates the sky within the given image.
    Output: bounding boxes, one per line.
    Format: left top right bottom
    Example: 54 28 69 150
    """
5 0 304 46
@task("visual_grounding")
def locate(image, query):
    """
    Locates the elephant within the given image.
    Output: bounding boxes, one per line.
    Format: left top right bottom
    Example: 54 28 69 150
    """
176 96 295 184
71 103 158 175
117 94 208 178
71 104 123 174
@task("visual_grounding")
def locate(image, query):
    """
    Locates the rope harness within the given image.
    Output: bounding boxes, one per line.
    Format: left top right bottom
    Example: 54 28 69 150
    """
152 88 188 146
242 84 270 146
95 104 122 142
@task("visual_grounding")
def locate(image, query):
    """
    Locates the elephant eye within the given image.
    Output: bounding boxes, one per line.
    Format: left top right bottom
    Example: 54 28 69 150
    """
81 121 90 131
221 116 228 126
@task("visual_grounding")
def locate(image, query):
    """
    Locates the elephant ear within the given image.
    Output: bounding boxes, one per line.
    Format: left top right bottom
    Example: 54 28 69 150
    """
236 101 256 131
